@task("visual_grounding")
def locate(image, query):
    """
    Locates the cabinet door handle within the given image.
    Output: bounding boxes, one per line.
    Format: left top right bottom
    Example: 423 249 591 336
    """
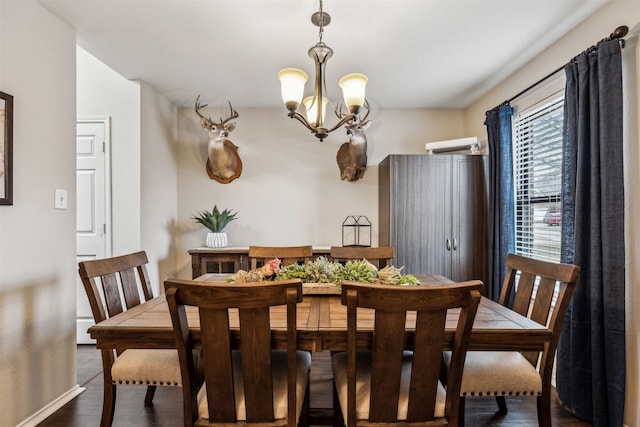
446 239 451 251
452 238 458 251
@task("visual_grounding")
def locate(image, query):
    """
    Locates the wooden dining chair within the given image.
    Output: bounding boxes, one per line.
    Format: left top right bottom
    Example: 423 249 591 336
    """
332 280 482 427
164 278 311 427
248 245 312 269
329 246 394 269
78 251 183 427
443 253 580 427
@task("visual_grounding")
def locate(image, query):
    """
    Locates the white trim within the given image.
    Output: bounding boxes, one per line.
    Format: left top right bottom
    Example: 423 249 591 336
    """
16 385 86 427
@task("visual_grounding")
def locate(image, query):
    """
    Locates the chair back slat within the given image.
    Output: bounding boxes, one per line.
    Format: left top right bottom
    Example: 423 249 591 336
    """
529 277 556 326
239 307 275 422
369 311 406 421
248 245 312 269
410 310 447 420
165 278 303 427
101 274 126 317
510 271 536 315
330 246 394 269
119 268 142 308
200 308 236 422
341 280 482 426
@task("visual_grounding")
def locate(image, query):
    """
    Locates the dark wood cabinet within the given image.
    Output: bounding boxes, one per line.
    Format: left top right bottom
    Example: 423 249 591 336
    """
379 154 487 284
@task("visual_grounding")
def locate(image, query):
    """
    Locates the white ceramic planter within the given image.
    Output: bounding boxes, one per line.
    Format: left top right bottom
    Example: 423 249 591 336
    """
206 232 228 248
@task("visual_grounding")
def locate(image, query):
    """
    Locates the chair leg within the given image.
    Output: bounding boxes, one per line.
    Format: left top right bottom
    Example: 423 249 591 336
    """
144 385 157 405
457 396 466 427
537 395 551 427
333 379 344 427
298 380 310 427
496 396 508 414
101 381 116 427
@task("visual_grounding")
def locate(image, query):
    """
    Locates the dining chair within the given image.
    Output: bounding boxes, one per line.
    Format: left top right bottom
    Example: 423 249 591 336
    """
443 253 580 427
329 246 394 269
248 245 312 269
164 278 311 427
78 251 183 427
332 280 483 427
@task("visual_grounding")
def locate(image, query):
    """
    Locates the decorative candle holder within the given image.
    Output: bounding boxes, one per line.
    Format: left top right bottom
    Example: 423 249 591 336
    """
341 216 371 247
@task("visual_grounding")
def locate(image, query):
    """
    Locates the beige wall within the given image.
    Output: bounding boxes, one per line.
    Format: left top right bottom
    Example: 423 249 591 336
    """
77 46 141 256
140 81 179 288
465 2 640 425
175 107 467 278
77 50 179 294
0 1 78 426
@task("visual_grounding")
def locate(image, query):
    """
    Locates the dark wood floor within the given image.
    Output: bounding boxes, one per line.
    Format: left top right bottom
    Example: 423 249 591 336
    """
37 345 592 427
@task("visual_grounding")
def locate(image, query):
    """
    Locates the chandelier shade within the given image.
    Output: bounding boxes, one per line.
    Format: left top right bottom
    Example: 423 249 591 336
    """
303 96 328 127
278 0 370 141
339 73 368 114
277 68 309 111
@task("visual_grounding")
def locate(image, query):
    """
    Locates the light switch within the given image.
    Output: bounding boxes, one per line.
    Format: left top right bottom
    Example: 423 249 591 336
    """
55 189 68 209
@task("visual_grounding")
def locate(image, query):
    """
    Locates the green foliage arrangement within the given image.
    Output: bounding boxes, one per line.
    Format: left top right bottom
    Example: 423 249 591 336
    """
305 256 342 284
335 259 378 283
274 263 308 281
272 256 419 286
192 205 238 233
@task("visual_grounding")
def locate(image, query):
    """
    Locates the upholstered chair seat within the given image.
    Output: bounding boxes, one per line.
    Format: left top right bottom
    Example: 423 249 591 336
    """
111 349 182 386
443 351 542 398
332 351 446 421
197 350 311 422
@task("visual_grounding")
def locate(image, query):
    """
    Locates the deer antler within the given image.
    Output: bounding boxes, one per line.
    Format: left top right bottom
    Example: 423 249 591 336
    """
195 95 215 130
195 96 239 130
334 100 370 124
357 99 371 123
219 100 239 125
334 102 348 120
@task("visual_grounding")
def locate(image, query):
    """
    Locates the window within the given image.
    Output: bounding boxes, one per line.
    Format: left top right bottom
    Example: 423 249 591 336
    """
512 93 564 263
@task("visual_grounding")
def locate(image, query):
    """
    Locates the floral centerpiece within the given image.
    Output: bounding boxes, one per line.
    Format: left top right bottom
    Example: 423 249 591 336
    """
229 256 419 286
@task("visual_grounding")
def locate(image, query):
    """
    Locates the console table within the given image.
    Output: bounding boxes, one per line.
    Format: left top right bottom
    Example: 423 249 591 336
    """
189 246 331 278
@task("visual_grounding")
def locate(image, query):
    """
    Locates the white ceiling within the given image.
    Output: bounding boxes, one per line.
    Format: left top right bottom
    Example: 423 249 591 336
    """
39 0 608 109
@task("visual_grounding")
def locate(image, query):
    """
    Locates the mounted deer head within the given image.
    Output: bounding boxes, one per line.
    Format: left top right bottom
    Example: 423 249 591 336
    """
335 102 371 182
195 96 242 183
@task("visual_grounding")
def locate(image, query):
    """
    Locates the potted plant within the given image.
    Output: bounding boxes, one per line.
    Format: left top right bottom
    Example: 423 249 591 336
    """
192 205 238 248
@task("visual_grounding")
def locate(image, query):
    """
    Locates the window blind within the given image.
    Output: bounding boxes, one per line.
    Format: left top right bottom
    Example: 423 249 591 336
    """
513 94 564 263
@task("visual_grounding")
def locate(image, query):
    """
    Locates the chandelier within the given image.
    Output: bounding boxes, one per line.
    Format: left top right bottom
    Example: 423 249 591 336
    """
277 0 369 142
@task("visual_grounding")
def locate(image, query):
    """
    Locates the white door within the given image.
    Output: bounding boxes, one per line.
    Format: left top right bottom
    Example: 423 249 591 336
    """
76 117 111 343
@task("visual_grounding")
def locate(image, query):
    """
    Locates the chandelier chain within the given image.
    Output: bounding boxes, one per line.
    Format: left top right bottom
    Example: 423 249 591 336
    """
318 0 325 44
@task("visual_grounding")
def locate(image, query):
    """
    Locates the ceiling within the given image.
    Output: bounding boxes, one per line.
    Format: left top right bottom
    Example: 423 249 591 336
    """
39 0 608 110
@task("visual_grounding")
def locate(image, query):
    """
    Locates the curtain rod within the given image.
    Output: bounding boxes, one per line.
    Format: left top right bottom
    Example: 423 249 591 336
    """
485 25 629 115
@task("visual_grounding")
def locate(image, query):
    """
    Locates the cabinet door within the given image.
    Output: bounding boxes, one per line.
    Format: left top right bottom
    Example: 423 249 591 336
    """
451 155 487 283
389 155 452 275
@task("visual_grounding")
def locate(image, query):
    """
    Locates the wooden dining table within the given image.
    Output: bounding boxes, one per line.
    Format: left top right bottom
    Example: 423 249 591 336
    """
88 273 552 354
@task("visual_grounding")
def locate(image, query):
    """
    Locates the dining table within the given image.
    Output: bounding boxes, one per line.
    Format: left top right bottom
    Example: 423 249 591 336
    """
88 273 552 354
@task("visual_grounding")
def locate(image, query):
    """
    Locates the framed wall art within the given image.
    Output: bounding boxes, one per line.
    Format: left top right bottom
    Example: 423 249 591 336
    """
1 91 13 205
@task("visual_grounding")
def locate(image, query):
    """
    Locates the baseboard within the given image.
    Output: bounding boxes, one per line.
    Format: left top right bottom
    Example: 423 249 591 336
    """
16 385 86 427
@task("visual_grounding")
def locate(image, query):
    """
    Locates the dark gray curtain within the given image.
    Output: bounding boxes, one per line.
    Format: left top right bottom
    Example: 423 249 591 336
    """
485 104 515 302
557 39 625 426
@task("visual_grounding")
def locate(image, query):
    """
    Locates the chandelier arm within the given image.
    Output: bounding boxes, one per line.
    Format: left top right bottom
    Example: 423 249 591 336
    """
325 114 356 134
289 111 317 133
